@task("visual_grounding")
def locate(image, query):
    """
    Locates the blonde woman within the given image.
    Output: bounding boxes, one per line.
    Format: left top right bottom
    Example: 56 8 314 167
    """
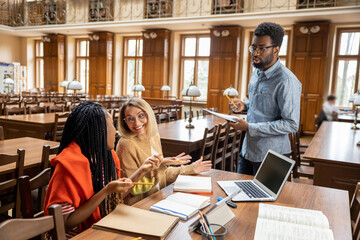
116 98 212 205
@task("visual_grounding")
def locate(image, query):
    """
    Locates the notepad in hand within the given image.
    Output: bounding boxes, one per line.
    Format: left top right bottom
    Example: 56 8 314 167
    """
173 175 212 193
150 193 210 220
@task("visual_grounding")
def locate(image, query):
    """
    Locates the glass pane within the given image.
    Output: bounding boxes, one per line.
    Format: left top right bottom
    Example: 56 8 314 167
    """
127 39 136 56
137 60 143 84
183 60 195 90
79 59 88 92
280 59 286 66
184 38 196 56
138 39 143 57
339 32 360 55
198 37 210 56
79 41 88 57
39 42 44 56
197 60 209 101
126 60 135 95
279 34 288 56
38 59 44 88
335 60 358 107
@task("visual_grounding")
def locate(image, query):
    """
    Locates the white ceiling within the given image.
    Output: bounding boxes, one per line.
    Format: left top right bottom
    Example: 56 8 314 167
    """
0 6 359 37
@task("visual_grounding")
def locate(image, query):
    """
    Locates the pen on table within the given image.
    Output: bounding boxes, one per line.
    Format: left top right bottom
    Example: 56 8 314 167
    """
225 93 238 108
217 197 237 208
199 211 216 240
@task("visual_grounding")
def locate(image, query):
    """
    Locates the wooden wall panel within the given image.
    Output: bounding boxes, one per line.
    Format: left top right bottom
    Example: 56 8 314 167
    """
291 21 329 134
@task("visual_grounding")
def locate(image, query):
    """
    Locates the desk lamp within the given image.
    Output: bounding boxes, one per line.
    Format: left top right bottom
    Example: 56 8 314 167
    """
223 85 239 114
67 78 83 95
60 80 69 93
181 83 201 129
133 84 145 97
161 84 171 98
349 91 360 130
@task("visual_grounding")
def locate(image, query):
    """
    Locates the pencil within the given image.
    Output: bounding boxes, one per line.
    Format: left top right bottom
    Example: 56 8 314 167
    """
132 182 154 186
225 93 238 108
199 211 216 240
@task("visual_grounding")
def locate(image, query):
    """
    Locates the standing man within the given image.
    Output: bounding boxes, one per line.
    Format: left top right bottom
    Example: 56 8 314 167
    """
230 22 301 175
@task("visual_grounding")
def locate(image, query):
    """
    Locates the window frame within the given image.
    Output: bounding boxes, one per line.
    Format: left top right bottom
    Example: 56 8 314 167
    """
75 38 89 93
34 40 44 88
178 33 210 101
331 27 360 107
122 36 143 96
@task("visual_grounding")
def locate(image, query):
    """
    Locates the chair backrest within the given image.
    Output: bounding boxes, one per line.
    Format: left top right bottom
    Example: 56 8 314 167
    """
53 112 70 142
48 104 65 113
184 110 193 120
200 125 218 162
28 106 47 114
0 149 25 218
351 182 360 240
4 106 26 116
155 113 169 124
223 125 237 172
0 204 65 240
314 114 319 131
213 122 229 170
167 111 178 122
288 132 300 178
318 110 327 128
231 129 245 172
196 109 207 118
0 126 4 140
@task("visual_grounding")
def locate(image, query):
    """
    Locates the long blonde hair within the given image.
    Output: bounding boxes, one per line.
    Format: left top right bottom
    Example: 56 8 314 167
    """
118 97 158 139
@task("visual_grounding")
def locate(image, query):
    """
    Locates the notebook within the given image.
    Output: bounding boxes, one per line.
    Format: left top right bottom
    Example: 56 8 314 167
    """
93 204 179 240
254 204 334 240
173 175 212 193
217 149 295 201
149 192 210 220
203 109 245 122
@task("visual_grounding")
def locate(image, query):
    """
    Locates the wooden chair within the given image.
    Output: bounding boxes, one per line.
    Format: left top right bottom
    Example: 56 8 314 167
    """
167 111 178 122
184 110 193 120
4 106 26 116
223 125 237 172
0 126 4 140
351 182 360 240
213 122 229 170
232 129 245 172
0 149 25 219
28 106 47 114
155 113 169 124
200 125 218 162
53 112 70 142
111 108 120 127
0 204 66 240
48 104 65 113
196 109 207 118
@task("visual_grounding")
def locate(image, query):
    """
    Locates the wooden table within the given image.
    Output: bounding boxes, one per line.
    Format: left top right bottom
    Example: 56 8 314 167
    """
72 169 352 240
0 137 59 176
0 113 66 139
158 115 228 159
303 121 360 198
338 111 360 123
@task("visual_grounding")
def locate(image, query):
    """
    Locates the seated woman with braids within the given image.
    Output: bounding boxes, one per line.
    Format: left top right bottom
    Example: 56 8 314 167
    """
116 98 212 205
44 102 156 238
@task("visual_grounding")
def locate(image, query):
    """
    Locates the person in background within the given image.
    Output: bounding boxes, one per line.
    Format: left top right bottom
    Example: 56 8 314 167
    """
322 94 339 121
116 97 212 205
229 22 302 175
44 102 133 238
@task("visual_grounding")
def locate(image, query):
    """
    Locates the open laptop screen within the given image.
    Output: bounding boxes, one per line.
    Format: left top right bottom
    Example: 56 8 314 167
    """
255 152 293 195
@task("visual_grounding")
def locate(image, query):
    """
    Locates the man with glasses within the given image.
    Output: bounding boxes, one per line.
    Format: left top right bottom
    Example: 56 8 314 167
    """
229 22 301 175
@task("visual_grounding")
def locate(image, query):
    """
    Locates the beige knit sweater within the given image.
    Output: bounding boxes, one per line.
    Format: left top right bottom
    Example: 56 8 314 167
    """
116 133 196 205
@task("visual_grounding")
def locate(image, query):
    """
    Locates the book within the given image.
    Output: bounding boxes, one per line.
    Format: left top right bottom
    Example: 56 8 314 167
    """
93 204 179 240
203 109 244 122
173 175 212 193
254 204 334 240
150 192 211 220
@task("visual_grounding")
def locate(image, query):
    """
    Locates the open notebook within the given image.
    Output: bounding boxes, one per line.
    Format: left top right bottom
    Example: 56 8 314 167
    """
93 204 179 240
150 192 210 220
173 175 212 193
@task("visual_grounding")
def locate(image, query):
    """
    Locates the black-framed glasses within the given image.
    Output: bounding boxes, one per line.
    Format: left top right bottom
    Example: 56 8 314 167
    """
249 45 276 54
124 112 147 124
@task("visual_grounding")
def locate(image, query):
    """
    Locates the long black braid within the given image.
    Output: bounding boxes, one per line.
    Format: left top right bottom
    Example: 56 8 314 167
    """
58 101 117 215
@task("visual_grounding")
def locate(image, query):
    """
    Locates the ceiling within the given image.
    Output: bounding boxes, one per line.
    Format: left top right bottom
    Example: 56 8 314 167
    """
0 6 359 37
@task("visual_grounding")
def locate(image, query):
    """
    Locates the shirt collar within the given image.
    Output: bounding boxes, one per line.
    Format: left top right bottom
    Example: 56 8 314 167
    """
257 58 281 79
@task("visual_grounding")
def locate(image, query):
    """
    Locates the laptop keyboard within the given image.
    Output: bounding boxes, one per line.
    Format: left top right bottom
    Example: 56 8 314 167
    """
235 181 269 199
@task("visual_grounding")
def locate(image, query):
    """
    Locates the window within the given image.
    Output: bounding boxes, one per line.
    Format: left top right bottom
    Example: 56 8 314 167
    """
35 40 44 88
180 35 210 101
247 31 290 87
332 28 360 107
75 39 89 93
123 37 143 96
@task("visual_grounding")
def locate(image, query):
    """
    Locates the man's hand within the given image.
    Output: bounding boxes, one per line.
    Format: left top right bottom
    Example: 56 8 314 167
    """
230 99 246 113
229 119 248 131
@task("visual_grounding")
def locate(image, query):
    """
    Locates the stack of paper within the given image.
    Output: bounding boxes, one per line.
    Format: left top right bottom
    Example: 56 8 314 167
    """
173 175 212 193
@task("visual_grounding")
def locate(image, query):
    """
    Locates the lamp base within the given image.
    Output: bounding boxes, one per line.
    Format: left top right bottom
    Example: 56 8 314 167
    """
351 125 360 130
185 123 195 129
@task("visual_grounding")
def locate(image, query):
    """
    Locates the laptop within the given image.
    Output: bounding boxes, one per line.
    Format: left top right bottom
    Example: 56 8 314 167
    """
217 150 295 202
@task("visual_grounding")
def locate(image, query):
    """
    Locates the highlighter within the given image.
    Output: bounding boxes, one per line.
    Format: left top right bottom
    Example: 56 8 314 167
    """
217 197 237 208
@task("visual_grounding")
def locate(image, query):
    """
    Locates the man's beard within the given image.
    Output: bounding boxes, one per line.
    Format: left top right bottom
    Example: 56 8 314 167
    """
252 52 274 70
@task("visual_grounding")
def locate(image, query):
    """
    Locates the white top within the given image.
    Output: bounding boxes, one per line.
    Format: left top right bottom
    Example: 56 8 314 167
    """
322 101 339 121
